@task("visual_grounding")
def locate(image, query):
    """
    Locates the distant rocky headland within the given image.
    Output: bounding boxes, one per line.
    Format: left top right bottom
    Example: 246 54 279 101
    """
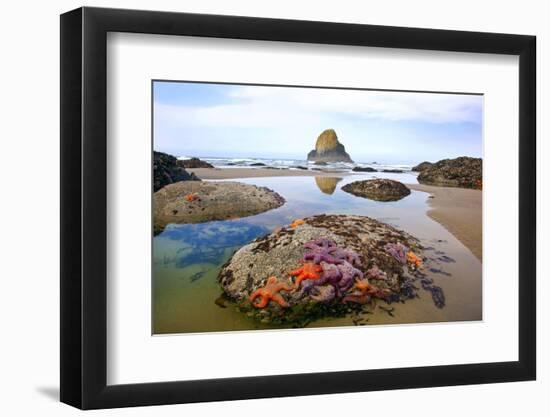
307 129 353 163
153 151 199 192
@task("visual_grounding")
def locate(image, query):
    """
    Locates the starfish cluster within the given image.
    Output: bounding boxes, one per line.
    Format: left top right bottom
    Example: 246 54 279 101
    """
249 238 369 308
293 238 367 303
247 237 438 312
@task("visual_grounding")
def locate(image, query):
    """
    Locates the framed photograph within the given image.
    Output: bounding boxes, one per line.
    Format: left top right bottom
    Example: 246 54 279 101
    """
60 7 536 409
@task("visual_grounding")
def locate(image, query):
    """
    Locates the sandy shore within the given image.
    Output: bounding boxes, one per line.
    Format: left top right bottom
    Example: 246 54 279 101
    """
409 184 482 261
187 167 351 179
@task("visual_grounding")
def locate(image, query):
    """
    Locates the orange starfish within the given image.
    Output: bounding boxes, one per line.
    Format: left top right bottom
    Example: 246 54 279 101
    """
354 278 375 294
290 262 323 288
185 193 198 202
406 251 422 268
289 219 305 229
344 278 391 304
249 276 293 308
354 278 391 298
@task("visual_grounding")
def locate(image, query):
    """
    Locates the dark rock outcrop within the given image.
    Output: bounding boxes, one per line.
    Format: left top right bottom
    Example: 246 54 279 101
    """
342 179 411 202
307 129 353 163
411 161 433 172
154 151 199 192
417 157 482 189
352 166 378 172
177 157 214 168
382 169 404 173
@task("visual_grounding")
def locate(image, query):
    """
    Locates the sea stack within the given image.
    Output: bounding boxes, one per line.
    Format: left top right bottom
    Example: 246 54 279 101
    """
307 129 353 163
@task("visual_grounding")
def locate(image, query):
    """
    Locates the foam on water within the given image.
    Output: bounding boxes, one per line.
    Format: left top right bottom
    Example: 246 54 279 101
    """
179 155 415 174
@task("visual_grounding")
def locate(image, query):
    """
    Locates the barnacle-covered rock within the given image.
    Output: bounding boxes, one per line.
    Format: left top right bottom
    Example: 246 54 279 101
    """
341 179 411 202
417 156 482 189
153 181 285 235
411 161 433 172
218 215 430 324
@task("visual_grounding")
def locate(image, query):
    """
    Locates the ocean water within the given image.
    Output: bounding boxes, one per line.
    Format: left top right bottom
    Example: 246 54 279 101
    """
177 155 414 174
153 174 481 335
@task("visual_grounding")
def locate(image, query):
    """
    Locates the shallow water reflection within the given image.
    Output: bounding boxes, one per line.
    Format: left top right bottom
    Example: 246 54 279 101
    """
314 176 342 194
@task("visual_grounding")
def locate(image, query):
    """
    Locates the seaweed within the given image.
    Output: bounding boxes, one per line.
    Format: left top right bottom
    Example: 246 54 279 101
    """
420 278 446 308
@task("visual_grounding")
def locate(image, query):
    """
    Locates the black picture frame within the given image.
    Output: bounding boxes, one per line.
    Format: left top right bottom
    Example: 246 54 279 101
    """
60 6 536 410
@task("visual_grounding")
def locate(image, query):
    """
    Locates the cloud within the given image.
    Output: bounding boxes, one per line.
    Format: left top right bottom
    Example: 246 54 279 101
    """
227 86 482 124
155 84 482 131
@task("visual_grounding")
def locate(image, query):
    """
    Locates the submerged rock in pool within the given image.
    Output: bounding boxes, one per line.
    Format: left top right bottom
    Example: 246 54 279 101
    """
218 215 433 325
153 181 285 234
341 179 411 202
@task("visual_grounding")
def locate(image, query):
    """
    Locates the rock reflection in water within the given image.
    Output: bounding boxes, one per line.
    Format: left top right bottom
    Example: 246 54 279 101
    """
314 176 342 195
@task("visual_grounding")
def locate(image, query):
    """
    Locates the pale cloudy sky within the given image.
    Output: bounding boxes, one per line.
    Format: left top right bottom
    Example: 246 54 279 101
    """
153 81 482 164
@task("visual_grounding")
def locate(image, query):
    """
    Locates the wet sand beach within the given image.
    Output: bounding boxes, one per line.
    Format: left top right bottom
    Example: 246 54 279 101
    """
408 184 482 261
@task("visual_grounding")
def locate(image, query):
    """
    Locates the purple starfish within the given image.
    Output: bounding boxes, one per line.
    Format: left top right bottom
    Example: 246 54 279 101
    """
320 262 345 295
310 285 336 303
333 248 362 267
303 239 343 264
296 262 342 298
336 260 363 293
304 238 337 250
384 242 408 264
366 265 388 281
